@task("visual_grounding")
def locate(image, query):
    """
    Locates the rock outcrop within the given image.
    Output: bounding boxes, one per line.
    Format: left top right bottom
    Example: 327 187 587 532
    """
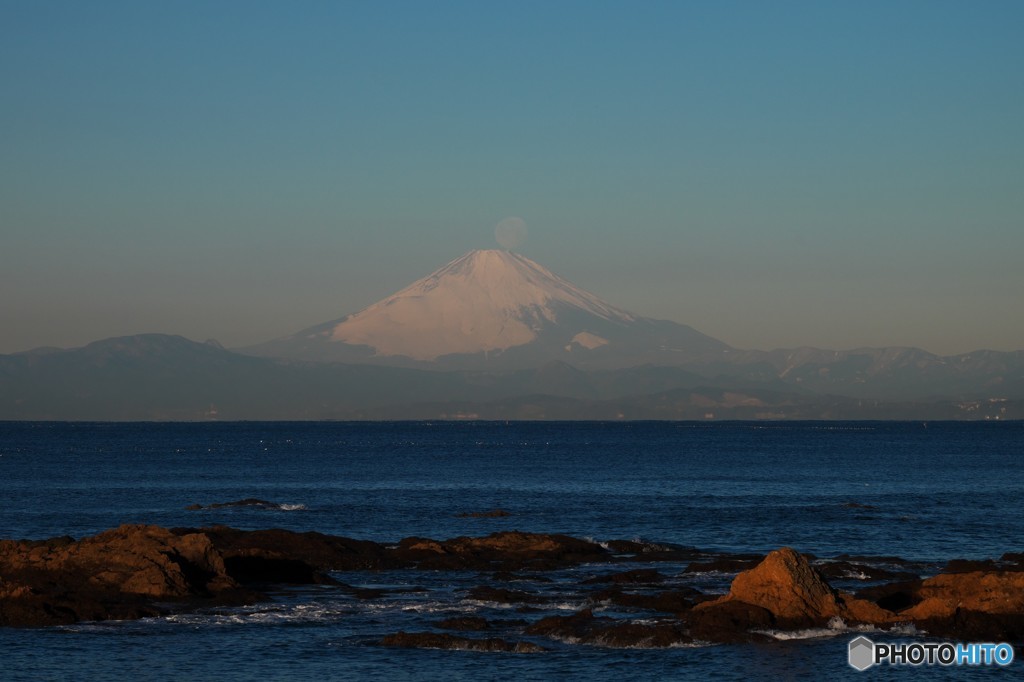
695 548 894 626
3 526 1023 645
690 548 897 638
901 570 1024 641
0 526 610 627
0 525 253 626
687 547 1024 643
393 531 609 570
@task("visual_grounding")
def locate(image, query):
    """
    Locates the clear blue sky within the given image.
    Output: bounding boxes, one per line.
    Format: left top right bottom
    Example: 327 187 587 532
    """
2 0 1022 355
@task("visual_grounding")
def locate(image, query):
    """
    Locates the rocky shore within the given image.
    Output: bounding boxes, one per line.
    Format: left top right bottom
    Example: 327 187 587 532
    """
2 525 1022 648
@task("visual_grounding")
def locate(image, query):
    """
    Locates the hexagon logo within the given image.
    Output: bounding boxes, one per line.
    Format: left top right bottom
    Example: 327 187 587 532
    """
848 636 875 671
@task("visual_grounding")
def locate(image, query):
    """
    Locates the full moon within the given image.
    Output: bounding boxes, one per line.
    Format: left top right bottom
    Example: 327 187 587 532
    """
494 217 528 250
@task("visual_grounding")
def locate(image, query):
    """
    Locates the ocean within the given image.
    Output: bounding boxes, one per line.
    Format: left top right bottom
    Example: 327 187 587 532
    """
1 420 1021 680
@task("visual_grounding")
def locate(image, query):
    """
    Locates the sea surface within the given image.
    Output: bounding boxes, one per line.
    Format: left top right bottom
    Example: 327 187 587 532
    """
0 420 1021 680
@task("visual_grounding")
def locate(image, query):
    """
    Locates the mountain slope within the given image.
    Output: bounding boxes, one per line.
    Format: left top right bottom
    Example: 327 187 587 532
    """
334 249 636 359
244 249 730 369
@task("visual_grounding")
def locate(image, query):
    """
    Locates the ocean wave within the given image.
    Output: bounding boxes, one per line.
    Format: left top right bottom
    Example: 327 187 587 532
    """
462 599 585 612
358 600 480 616
162 601 353 626
583 536 611 551
543 632 708 650
755 616 920 641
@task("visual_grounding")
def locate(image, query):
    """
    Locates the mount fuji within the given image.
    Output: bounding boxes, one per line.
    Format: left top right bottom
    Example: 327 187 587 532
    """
244 249 730 369
4 249 1022 419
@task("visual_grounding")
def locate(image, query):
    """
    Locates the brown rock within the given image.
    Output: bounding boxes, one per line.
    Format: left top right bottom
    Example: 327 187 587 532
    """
722 547 842 622
0 524 356 627
691 547 899 639
4 525 235 599
837 593 901 624
903 572 1024 641
0 525 255 627
904 571 1024 620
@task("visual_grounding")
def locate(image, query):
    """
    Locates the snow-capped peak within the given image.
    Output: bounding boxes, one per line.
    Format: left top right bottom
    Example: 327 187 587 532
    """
325 249 635 360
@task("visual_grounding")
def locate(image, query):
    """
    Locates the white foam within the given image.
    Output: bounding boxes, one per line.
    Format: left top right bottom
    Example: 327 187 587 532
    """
162 601 353 626
544 631 707 650
756 616 916 641
462 599 584 612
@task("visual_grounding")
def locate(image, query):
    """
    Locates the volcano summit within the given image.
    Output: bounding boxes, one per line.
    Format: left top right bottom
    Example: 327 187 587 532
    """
245 249 729 369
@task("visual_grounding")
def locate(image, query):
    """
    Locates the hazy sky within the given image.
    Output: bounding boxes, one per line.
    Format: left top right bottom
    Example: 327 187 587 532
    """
2 1 1022 356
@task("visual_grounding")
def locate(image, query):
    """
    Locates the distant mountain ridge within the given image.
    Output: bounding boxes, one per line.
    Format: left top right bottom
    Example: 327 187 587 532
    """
1 333 1020 420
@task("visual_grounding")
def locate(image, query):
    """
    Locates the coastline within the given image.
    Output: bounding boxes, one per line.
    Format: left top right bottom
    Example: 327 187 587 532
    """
3 524 1022 648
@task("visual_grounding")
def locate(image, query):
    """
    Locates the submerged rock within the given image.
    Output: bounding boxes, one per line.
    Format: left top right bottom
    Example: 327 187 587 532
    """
467 585 550 605
814 560 917 582
683 555 763 574
526 609 691 648
380 631 544 653
454 509 512 518
435 616 492 631
603 539 702 562
589 586 702 614
185 498 304 511
581 568 667 585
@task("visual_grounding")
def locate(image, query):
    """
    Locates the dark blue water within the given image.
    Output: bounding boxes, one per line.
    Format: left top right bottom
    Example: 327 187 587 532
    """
1 421 1021 680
